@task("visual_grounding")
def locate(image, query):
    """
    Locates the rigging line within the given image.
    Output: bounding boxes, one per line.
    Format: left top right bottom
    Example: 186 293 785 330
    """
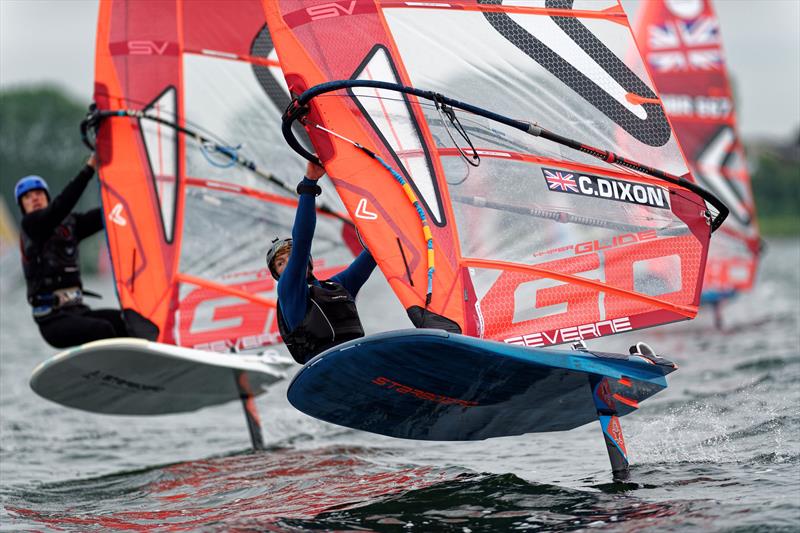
201 141 240 168
80 107 353 227
316 94 655 184
433 95 480 167
309 121 435 306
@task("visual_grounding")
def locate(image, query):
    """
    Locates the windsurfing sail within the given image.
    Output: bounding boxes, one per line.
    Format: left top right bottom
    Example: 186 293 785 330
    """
634 0 760 301
0 196 20 295
265 0 727 348
91 0 358 352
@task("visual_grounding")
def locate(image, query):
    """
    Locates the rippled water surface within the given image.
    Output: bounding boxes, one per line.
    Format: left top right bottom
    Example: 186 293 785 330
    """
1 239 798 531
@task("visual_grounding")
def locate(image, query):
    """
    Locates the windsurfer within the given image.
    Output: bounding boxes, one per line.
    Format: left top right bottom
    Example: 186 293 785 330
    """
267 160 377 364
15 155 155 348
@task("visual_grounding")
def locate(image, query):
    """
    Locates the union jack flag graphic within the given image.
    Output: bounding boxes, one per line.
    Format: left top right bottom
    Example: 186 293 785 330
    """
648 18 719 50
678 17 719 47
647 17 721 72
648 22 680 50
543 169 578 192
688 49 722 70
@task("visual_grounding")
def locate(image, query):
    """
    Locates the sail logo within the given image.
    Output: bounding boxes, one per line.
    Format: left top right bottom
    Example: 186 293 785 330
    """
108 204 127 226
648 18 719 50
542 168 670 210
574 229 658 255
354 198 378 220
372 376 478 407
127 40 171 55
604 417 627 454
306 1 356 20
543 170 578 192
647 49 722 72
504 317 633 348
665 0 704 20
660 94 731 119
646 16 721 72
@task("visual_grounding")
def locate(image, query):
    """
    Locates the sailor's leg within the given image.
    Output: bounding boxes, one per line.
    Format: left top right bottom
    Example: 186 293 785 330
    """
86 308 130 337
589 375 630 480
36 306 118 348
234 370 265 451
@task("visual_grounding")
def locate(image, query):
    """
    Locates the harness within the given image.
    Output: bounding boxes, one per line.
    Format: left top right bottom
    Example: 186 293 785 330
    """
277 279 365 364
21 215 83 316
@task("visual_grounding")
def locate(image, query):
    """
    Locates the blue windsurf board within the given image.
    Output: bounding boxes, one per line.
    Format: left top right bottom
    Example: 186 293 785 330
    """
288 329 675 440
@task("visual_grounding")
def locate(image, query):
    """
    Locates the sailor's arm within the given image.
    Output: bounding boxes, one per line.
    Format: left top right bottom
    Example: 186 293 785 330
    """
277 161 325 331
22 155 96 242
331 249 377 298
74 208 104 241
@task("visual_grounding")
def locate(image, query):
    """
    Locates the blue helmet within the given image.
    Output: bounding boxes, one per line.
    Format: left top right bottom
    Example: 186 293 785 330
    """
14 175 50 208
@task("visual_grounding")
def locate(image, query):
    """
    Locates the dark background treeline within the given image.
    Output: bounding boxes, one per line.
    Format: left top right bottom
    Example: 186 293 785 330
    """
1 86 100 215
0 86 104 273
1 85 797 249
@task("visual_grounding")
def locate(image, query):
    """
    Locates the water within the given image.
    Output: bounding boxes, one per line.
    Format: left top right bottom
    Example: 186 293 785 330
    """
1 239 798 531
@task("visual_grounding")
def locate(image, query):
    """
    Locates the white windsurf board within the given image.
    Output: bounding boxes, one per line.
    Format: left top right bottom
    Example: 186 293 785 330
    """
29 338 293 415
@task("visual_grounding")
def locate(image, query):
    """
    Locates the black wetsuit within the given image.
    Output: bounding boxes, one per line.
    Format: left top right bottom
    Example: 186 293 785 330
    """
20 165 129 348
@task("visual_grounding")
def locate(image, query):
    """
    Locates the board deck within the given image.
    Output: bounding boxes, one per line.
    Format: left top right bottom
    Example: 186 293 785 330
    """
30 338 294 415
288 329 676 441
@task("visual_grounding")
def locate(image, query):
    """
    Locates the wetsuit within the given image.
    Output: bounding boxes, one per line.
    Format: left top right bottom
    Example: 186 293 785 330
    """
20 165 129 348
277 177 377 364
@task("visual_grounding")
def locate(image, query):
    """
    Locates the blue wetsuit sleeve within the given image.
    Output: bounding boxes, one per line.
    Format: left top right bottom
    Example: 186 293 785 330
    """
330 249 377 298
277 177 317 332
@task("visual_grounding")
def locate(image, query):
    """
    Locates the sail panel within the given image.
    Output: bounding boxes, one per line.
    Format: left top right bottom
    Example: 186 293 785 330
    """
381 5 688 175
181 53 302 187
141 87 179 242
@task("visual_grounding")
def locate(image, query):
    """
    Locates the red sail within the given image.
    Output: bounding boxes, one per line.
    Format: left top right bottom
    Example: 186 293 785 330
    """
265 0 716 347
634 0 761 297
94 0 357 351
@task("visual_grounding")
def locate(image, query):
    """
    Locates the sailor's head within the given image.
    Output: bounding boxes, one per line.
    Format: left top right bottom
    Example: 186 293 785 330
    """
267 238 292 279
15 175 50 214
266 237 314 281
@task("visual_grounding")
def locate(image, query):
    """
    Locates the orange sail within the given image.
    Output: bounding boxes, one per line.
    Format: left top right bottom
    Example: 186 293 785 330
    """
92 0 357 351
265 0 727 347
633 0 761 300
